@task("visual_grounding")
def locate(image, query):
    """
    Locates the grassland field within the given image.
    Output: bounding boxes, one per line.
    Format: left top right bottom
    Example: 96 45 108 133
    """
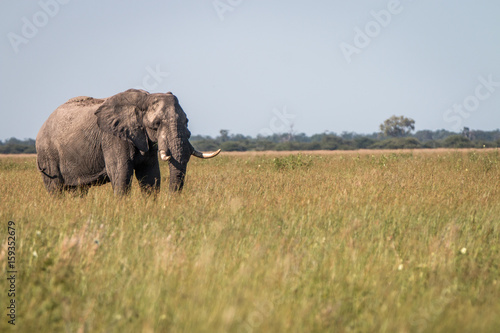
0 149 499 332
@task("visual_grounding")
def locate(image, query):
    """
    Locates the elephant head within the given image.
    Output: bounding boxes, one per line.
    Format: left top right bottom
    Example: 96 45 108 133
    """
94 89 220 191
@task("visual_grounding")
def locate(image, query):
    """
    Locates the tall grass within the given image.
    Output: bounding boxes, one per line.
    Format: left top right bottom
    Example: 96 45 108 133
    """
0 150 499 332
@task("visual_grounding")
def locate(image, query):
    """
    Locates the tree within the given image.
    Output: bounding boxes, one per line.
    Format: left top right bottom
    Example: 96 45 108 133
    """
219 129 229 142
380 115 415 137
443 135 472 148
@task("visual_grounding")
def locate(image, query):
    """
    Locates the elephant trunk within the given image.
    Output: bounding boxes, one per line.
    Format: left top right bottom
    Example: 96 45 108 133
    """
166 137 192 192
168 162 187 192
157 124 192 192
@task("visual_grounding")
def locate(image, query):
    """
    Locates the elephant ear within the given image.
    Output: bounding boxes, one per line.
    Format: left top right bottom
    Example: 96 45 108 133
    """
95 89 150 153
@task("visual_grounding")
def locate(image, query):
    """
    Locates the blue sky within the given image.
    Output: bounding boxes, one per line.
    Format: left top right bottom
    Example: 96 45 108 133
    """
1 0 500 140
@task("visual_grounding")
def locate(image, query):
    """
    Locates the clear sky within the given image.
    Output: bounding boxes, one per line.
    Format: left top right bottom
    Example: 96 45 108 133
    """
1 0 500 140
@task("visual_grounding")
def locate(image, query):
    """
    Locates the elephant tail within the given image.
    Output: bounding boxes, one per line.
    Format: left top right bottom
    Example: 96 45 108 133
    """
36 157 58 179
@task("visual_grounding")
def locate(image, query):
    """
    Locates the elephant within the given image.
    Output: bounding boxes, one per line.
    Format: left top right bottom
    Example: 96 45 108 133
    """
36 89 220 195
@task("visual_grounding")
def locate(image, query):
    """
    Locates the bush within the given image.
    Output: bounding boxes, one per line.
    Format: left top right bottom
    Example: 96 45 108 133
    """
422 140 442 149
192 139 221 152
273 154 313 170
472 140 497 148
320 135 344 150
354 137 376 149
220 141 248 152
443 135 473 148
369 137 421 149
302 142 322 150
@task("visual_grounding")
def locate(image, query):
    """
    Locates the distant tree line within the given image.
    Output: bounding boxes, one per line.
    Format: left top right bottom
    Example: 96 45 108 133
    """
192 128 500 152
0 138 36 154
2 129 500 154
191 116 500 151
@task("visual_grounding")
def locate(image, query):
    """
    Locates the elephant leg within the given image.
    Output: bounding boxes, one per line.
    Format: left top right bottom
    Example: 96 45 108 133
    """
105 160 134 196
42 175 64 195
135 159 161 195
64 184 90 197
80 184 91 195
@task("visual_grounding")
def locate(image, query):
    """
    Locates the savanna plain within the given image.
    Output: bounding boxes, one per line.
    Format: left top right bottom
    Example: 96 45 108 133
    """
0 149 499 332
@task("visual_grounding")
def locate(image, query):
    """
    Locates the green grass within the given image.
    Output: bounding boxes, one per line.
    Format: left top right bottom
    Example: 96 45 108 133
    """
1 150 499 332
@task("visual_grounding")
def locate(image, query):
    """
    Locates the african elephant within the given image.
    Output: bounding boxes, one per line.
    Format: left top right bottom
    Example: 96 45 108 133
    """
36 89 220 195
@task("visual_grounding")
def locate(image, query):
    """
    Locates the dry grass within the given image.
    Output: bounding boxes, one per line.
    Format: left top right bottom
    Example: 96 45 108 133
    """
0 149 499 332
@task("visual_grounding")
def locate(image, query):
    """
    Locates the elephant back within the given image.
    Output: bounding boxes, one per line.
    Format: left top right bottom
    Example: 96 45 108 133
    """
66 96 104 106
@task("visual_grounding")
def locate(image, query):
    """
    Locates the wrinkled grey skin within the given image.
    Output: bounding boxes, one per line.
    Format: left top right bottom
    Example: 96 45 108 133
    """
36 89 209 195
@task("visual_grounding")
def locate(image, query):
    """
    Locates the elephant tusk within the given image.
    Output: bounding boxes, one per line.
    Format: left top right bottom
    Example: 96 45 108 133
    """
192 148 221 159
159 150 171 162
